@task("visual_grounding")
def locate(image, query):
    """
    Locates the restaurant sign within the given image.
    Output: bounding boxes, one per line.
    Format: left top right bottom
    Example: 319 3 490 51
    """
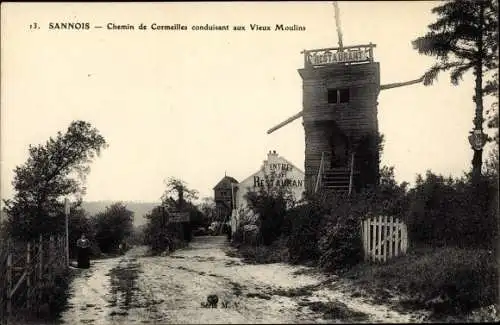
305 44 374 66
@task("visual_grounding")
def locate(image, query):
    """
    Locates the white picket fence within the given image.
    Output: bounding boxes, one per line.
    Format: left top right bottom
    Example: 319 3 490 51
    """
361 216 408 262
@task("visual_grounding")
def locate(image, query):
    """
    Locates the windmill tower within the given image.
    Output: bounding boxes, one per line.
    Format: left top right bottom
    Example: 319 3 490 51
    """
267 2 423 196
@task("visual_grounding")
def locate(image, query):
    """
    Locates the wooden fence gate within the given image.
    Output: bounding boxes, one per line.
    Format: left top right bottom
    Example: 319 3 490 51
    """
361 216 408 262
0 234 67 324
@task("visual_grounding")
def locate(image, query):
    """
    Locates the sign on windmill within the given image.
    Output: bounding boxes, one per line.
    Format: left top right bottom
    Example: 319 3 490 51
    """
304 44 374 67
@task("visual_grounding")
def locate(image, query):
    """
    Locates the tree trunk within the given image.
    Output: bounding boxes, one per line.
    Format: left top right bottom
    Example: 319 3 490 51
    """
472 148 483 181
472 2 486 184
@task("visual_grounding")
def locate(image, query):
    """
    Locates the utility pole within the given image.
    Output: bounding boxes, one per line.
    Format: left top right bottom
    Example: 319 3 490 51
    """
64 198 70 267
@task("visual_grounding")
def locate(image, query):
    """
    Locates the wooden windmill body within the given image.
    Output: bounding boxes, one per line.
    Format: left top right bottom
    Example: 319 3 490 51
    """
267 2 423 196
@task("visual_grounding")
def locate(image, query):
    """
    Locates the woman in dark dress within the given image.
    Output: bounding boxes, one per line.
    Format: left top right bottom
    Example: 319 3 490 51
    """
76 234 91 268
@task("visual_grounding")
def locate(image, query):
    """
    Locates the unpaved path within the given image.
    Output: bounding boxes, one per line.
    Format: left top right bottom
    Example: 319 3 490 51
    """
60 236 428 324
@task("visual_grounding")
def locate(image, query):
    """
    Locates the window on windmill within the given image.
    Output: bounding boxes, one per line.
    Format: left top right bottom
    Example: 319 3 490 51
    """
327 88 350 104
327 89 338 104
339 89 350 103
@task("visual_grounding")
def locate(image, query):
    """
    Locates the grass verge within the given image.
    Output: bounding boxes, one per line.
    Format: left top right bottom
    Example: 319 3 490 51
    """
227 236 289 264
344 247 499 320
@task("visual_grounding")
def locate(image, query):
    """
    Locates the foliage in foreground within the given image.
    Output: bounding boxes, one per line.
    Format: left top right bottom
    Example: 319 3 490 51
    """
244 171 296 246
346 247 498 317
4 268 73 324
228 236 289 264
284 202 324 265
406 172 498 249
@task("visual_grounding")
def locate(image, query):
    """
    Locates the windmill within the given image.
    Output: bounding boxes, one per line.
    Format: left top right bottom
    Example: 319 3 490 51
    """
267 2 423 196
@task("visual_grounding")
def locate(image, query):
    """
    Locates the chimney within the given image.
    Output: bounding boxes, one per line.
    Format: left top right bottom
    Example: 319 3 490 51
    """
267 150 278 169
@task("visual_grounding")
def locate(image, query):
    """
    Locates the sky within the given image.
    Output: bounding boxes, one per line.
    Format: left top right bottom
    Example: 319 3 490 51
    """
1 1 497 203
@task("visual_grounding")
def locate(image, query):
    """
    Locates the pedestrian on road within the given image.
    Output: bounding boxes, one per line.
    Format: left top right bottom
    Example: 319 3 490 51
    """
76 234 91 269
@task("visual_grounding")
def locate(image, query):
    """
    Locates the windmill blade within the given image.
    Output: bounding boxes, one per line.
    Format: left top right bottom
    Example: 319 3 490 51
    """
267 111 303 134
380 76 424 91
267 76 424 135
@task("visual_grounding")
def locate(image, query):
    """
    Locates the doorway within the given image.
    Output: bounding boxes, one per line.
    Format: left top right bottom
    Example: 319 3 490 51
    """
328 126 349 168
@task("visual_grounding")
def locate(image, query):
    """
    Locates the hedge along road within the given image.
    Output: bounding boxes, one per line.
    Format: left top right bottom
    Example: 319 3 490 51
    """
59 236 428 324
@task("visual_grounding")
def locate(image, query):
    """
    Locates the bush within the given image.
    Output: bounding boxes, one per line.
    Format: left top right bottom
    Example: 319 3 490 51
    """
143 206 186 255
318 211 363 272
25 268 73 322
233 236 289 264
232 223 261 247
128 225 146 246
407 172 498 249
46 269 72 316
346 247 499 316
315 168 409 272
244 175 294 246
93 203 134 253
231 225 245 246
316 192 369 272
144 226 175 254
286 202 324 265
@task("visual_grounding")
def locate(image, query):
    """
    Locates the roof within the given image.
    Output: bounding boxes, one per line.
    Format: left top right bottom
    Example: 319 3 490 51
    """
213 175 239 190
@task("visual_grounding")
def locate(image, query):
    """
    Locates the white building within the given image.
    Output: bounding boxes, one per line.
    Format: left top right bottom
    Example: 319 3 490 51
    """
230 150 306 234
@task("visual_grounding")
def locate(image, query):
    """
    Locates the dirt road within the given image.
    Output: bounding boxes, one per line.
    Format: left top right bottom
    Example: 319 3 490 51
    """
60 236 427 324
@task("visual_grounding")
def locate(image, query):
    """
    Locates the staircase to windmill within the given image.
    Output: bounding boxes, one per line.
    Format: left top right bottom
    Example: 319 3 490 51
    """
322 167 351 193
315 151 356 194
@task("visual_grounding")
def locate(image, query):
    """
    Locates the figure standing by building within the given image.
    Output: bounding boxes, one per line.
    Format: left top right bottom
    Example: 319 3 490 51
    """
76 234 91 268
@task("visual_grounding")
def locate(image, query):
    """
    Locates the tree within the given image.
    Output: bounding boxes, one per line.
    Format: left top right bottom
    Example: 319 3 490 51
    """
143 206 171 253
183 201 204 228
412 0 498 183
161 177 199 209
485 70 499 177
68 207 97 258
485 107 499 178
93 202 134 253
128 225 147 246
244 171 296 246
158 177 200 243
143 204 192 253
3 120 107 240
197 197 216 224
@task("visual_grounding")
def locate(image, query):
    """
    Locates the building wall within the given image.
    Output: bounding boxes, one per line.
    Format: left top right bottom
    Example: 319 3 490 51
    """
231 151 305 234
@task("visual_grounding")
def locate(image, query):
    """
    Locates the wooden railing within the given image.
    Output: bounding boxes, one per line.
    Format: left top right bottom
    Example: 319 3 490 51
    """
348 152 356 196
314 152 326 193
